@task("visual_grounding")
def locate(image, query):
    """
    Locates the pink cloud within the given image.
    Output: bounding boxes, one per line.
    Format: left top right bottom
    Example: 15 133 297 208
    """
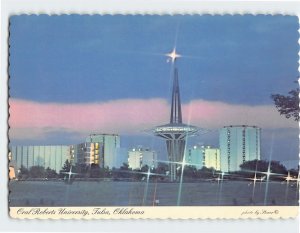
9 98 297 140
182 100 297 129
9 98 169 135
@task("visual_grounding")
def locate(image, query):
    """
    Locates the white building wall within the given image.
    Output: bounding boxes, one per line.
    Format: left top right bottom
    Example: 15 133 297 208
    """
185 146 203 169
142 150 157 168
128 150 142 170
185 145 220 170
128 147 157 170
219 125 261 172
10 145 69 172
204 147 221 171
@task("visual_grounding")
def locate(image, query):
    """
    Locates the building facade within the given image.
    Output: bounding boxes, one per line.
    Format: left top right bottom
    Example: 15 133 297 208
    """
219 125 261 172
85 134 120 168
203 146 221 171
70 142 103 167
185 145 204 169
128 147 157 170
10 145 69 172
185 145 220 170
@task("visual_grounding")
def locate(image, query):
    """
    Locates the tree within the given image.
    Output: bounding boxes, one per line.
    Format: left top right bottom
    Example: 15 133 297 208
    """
61 159 71 171
196 167 215 179
137 165 150 180
116 163 132 179
178 165 197 178
74 163 89 177
271 84 299 121
240 159 287 175
288 166 299 177
120 163 130 171
29 166 46 178
154 163 169 180
59 160 72 178
89 163 101 178
18 165 29 180
45 167 58 179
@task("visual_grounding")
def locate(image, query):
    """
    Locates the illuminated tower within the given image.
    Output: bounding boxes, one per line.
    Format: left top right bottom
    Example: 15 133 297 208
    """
153 49 198 181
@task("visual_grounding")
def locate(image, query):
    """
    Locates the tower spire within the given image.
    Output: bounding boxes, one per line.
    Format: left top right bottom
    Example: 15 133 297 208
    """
153 48 198 182
170 68 182 124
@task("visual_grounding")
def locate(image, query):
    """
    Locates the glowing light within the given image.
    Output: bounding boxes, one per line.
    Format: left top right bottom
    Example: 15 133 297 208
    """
282 171 300 184
177 157 187 206
243 173 265 185
61 166 78 183
166 48 181 63
142 167 152 206
154 126 197 132
285 172 293 183
266 168 271 179
216 175 222 185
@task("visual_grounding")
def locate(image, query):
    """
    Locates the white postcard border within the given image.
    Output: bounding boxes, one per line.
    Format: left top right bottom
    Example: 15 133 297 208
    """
1 0 300 232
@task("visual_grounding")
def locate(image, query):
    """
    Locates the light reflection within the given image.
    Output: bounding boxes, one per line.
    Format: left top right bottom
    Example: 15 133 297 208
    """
114 168 166 206
142 167 151 205
177 157 186 206
61 166 78 183
264 135 274 206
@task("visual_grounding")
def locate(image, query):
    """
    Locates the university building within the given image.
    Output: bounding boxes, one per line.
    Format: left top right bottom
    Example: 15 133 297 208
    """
128 147 157 170
9 134 124 174
219 125 261 172
9 145 69 173
185 145 220 170
69 142 102 166
70 134 124 169
86 134 121 168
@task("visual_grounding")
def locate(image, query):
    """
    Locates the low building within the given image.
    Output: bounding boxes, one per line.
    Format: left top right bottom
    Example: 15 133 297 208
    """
202 146 221 171
128 147 157 170
185 145 220 170
9 145 69 172
185 145 204 169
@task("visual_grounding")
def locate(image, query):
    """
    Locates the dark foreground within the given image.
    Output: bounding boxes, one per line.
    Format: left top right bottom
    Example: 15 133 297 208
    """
9 180 299 206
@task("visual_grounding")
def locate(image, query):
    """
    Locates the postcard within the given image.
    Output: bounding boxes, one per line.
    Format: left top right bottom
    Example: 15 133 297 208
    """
8 14 299 219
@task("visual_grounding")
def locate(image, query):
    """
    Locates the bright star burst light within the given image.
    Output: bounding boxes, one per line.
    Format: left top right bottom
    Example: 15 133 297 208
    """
166 48 181 63
285 171 292 183
282 171 300 185
262 133 276 205
281 170 300 204
153 159 192 206
123 168 167 206
115 168 167 205
283 171 292 204
61 166 78 183
248 172 260 200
